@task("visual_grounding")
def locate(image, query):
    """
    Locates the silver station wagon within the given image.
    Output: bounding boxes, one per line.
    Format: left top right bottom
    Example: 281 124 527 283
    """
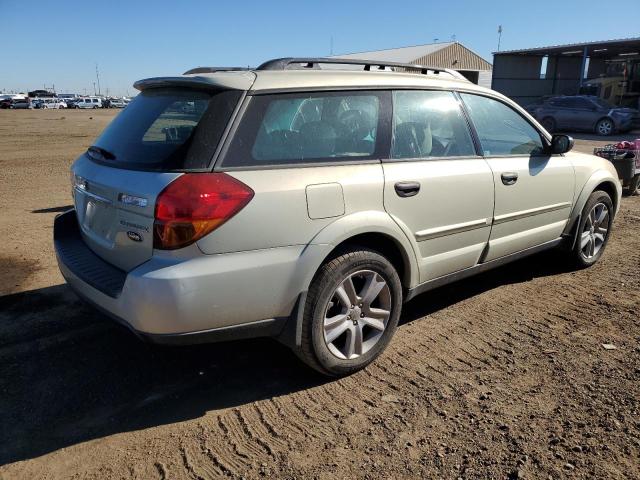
55 57 621 376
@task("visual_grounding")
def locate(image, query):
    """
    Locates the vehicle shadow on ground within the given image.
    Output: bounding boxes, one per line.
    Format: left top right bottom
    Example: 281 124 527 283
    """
0 249 572 465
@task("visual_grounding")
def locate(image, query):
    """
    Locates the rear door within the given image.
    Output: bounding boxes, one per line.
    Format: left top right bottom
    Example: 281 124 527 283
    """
382 90 494 282
72 87 243 271
460 93 574 261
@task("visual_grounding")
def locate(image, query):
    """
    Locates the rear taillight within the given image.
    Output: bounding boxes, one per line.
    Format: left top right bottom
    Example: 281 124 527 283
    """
153 173 254 250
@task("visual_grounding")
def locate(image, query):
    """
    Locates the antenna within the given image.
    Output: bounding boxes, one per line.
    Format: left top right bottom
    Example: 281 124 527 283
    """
451 34 456 42
497 25 503 52
95 63 101 96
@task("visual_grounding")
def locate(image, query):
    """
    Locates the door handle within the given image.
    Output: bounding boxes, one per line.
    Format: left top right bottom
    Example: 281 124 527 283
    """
394 181 421 197
501 172 518 186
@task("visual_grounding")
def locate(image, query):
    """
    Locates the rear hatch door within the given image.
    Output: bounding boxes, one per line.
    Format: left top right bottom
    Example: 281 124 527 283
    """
71 84 245 271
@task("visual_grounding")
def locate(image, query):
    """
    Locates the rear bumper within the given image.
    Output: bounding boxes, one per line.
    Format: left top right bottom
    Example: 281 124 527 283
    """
54 210 304 341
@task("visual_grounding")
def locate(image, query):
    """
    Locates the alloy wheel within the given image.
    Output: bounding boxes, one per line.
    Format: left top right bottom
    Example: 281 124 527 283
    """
580 202 610 259
323 270 391 360
597 119 613 136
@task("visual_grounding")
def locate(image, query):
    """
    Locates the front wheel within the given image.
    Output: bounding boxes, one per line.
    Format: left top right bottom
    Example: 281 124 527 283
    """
572 190 613 268
298 248 402 376
595 118 614 136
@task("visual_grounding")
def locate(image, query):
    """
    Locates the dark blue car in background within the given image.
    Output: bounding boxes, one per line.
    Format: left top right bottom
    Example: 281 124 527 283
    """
527 95 638 136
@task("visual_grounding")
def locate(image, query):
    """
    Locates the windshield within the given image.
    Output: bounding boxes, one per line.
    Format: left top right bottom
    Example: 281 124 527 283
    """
91 88 241 170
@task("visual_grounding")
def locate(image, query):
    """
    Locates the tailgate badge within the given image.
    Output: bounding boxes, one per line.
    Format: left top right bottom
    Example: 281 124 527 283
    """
127 231 143 242
119 193 148 208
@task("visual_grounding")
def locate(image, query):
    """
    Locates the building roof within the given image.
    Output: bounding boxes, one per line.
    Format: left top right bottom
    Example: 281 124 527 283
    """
494 37 640 57
332 42 455 63
332 41 492 71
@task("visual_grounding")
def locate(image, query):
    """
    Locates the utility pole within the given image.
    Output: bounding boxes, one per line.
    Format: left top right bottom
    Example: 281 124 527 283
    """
93 82 96 96
95 63 101 96
497 25 503 52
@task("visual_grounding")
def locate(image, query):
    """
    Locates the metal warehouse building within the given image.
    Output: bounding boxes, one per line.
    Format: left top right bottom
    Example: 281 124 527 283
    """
331 42 493 87
491 37 640 108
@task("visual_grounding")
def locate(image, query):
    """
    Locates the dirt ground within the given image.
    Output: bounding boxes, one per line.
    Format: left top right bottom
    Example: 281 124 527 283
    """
0 109 639 479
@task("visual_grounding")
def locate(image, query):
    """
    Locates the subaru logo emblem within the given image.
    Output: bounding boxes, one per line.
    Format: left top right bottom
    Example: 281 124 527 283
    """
127 231 143 242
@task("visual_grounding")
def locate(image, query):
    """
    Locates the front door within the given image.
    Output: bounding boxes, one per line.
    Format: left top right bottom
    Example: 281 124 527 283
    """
383 90 495 283
460 93 575 261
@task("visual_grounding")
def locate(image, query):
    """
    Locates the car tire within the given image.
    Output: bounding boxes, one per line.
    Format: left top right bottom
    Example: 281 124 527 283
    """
595 118 614 136
571 190 613 268
541 117 556 133
297 247 402 377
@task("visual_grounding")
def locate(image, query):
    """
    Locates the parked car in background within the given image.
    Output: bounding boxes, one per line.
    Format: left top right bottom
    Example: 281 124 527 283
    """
54 58 621 376
9 99 32 109
75 97 102 109
109 98 129 108
65 99 80 109
39 98 67 109
529 95 638 136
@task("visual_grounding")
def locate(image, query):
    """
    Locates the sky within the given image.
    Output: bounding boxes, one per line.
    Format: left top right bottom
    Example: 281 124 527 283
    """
1 0 639 96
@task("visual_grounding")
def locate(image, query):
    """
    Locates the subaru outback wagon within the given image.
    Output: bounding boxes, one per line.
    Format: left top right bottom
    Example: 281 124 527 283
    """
55 57 621 376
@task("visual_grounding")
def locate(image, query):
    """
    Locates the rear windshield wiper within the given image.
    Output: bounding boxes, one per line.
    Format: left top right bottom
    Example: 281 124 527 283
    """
87 145 116 161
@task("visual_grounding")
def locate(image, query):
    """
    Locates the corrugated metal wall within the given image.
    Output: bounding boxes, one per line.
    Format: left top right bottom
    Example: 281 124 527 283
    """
491 54 584 106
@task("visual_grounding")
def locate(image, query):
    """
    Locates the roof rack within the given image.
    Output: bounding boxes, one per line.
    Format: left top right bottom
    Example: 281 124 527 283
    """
256 57 466 79
183 66 250 75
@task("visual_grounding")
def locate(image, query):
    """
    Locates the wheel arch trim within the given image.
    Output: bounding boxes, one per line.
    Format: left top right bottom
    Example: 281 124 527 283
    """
564 169 621 240
285 211 420 301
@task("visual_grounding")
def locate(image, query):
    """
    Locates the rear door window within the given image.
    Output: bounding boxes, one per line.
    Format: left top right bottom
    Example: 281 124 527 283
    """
222 91 387 167
460 93 545 156
90 88 242 170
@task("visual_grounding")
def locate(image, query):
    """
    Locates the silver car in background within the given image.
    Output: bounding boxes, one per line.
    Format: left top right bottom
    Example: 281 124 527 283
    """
55 58 621 376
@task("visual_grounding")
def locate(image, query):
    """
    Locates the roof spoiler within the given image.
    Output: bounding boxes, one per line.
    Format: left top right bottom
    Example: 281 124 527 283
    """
134 73 255 92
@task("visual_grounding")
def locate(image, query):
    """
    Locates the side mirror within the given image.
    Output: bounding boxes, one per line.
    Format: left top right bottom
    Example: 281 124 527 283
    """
551 134 574 154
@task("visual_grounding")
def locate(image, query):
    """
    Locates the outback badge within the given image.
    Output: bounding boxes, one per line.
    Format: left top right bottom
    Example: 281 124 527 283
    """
127 231 143 242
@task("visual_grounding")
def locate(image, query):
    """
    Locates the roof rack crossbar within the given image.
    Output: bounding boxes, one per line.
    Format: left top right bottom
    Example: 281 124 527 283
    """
256 57 462 78
183 66 251 75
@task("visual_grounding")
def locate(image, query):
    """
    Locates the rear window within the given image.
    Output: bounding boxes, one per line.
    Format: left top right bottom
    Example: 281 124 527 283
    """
222 91 386 167
90 88 241 171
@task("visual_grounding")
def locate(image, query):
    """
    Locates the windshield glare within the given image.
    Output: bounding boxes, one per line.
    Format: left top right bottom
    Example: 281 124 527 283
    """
591 98 614 109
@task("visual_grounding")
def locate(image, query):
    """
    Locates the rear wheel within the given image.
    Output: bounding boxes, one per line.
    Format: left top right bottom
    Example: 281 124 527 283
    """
595 118 614 136
541 117 556 133
572 190 613 268
298 248 402 376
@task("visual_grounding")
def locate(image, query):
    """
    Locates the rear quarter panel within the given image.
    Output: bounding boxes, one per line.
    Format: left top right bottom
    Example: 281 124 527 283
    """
197 164 385 253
